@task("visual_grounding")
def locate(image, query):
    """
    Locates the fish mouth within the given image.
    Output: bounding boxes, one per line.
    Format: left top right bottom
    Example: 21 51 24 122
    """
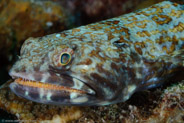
9 72 96 105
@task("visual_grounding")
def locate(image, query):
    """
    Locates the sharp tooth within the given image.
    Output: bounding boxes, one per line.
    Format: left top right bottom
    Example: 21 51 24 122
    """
47 92 52 101
25 91 29 96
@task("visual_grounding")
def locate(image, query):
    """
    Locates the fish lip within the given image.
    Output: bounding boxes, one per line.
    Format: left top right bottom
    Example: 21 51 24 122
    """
9 71 96 95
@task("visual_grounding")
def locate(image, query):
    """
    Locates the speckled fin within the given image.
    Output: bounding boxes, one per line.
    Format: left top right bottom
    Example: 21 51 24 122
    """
136 49 184 92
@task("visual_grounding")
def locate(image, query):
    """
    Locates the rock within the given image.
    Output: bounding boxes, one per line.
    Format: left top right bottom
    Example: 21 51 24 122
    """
0 80 183 122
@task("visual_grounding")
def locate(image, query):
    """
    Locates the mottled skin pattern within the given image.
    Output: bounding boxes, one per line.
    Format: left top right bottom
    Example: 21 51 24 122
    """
9 1 184 106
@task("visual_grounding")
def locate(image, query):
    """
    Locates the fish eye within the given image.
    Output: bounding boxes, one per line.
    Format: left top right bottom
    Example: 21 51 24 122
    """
60 52 71 65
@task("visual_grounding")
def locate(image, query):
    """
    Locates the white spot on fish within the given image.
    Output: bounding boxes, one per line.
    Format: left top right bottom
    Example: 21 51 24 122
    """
39 88 45 99
25 91 29 96
73 78 84 89
47 92 52 101
56 34 61 38
123 85 137 101
40 73 51 83
136 72 142 79
71 97 88 103
70 92 78 99
128 85 136 93
97 101 112 106
66 66 70 69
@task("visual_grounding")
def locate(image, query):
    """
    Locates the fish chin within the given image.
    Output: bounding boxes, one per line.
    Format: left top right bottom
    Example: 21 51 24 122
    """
9 72 97 105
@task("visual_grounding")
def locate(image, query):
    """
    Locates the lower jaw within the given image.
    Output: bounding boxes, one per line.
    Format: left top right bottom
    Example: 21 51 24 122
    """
9 79 91 105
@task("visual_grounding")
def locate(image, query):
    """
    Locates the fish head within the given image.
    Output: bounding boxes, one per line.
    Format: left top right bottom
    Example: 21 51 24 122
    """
9 34 120 106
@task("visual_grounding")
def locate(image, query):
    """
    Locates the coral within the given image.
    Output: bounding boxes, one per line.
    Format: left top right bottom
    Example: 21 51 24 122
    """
146 82 184 122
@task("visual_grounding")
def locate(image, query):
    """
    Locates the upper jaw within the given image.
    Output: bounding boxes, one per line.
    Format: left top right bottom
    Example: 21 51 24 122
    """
9 71 95 95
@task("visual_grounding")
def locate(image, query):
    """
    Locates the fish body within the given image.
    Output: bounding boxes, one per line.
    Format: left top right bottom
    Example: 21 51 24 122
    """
9 1 184 106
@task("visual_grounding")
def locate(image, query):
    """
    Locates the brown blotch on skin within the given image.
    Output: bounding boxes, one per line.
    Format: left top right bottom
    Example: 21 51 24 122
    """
169 9 182 18
173 2 179 7
88 49 107 61
84 32 92 34
150 29 160 35
77 58 92 65
88 24 103 30
72 29 81 34
180 37 184 41
134 42 145 48
136 21 147 28
171 22 184 33
113 36 130 48
104 28 111 32
152 15 172 25
119 35 129 43
60 33 67 37
96 64 111 76
108 33 115 40
156 36 172 44
134 46 143 55
113 20 120 24
118 53 127 63
119 27 130 39
145 7 163 16
100 20 119 26
111 62 121 73
125 20 148 28
162 46 168 53
128 15 138 21
172 35 179 43
137 31 151 37
170 43 175 53
156 36 165 44
111 53 128 63
90 73 117 89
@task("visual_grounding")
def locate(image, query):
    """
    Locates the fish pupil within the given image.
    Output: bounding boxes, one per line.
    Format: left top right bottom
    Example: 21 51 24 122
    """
61 53 70 64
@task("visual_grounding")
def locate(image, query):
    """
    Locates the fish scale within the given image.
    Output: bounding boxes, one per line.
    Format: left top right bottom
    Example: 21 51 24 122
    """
9 1 184 106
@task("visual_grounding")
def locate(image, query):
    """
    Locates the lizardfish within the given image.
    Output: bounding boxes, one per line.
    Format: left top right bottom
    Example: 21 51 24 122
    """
9 1 184 106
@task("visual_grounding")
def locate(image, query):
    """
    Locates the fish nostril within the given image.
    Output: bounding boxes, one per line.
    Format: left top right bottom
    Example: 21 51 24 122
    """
71 44 77 51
